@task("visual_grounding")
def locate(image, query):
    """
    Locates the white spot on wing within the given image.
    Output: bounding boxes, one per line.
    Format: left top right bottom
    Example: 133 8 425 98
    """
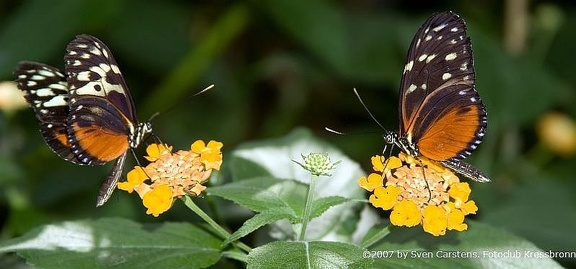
445 53 457 61
37 70 57 77
418 54 428 62
425 35 432 41
425 54 436 63
451 27 458 32
433 24 447 32
77 71 91 81
89 47 101 56
407 84 417 93
421 84 427 90
403 61 414 73
442 73 452 80
36 88 55 97
43 95 68 107
30 75 46 81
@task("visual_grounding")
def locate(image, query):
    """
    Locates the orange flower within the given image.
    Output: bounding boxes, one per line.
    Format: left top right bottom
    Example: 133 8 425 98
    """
118 141 223 217
360 152 479 236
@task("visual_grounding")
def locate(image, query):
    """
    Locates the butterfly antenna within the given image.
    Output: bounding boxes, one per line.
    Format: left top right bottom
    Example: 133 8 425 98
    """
148 84 215 122
353 88 389 133
325 127 346 135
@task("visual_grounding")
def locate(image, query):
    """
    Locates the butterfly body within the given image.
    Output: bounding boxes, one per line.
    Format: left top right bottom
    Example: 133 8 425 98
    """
387 11 489 182
15 35 151 206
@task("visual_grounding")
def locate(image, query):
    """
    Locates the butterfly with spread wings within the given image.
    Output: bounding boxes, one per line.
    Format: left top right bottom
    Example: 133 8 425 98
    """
15 34 152 206
380 11 489 182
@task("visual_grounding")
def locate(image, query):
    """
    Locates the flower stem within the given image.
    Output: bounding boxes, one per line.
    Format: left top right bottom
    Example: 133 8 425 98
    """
299 174 318 241
360 225 393 249
183 196 252 253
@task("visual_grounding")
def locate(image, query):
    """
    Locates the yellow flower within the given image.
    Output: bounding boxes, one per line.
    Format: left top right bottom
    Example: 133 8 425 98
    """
390 200 421 227
191 140 223 170
359 152 480 236
371 155 402 173
144 143 173 161
118 140 223 217
143 184 174 217
369 185 402 210
445 203 467 231
422 205 447 236
118 166 147 193
358 173 383 192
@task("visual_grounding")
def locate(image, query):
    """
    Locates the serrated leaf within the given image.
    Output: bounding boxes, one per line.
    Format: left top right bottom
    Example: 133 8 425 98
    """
211 178 353 244
0 218 222 269
228 128 376 242
223 210 293 246
365 221 562 268
247 241 372 269
209 177 306 215
310 196 352 219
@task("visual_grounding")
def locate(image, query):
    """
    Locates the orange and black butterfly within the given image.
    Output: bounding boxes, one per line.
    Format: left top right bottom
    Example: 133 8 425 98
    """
381 11 489 182
15 35 152 206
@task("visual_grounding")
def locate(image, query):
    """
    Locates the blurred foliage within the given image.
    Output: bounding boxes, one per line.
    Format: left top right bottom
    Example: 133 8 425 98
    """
1 0 576 267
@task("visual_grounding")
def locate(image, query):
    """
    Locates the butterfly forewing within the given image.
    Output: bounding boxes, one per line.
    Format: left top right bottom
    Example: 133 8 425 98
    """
64 35 138 165
15 34 152 206
15 62 82 164
398 12 486 162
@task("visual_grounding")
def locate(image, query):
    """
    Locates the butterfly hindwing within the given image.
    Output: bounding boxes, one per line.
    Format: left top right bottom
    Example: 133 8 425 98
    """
15 62 82 164
64 35 138 165
15 34 152 206
398 12 487 162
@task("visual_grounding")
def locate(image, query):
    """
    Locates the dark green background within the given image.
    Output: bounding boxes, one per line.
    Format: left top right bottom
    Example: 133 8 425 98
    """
1 0 575 267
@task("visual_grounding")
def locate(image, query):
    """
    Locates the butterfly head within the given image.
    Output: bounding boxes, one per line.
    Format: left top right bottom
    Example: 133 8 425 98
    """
383 131 419 158
131 121 153 148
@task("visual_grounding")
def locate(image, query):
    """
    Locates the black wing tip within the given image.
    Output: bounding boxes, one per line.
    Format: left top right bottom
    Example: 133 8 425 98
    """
70 34 106 47
14 61 54 75
425 11 467 28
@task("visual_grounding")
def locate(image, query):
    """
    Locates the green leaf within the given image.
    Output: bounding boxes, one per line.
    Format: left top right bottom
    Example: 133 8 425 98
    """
223 128 376 242
366 221 562 268
223 209 293 246
0 218 222 269
213 178 352 244
209 177 306 215
310 196 353 219
247 241 372 269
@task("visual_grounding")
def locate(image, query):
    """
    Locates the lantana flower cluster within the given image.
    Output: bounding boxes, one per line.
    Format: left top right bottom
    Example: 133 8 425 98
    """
359 152 478 236
118 140 223 217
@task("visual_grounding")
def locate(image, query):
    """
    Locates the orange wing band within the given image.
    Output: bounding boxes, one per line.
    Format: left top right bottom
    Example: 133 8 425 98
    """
71 123 129 163
417 105 481 161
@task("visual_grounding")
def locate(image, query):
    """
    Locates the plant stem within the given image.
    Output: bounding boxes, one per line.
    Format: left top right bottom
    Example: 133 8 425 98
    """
183 196 252 253
299 175 318 241
360 225 393 249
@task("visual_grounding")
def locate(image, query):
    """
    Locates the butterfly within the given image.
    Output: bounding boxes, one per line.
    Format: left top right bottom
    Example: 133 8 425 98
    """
378 11 489 182
15 34 152 206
